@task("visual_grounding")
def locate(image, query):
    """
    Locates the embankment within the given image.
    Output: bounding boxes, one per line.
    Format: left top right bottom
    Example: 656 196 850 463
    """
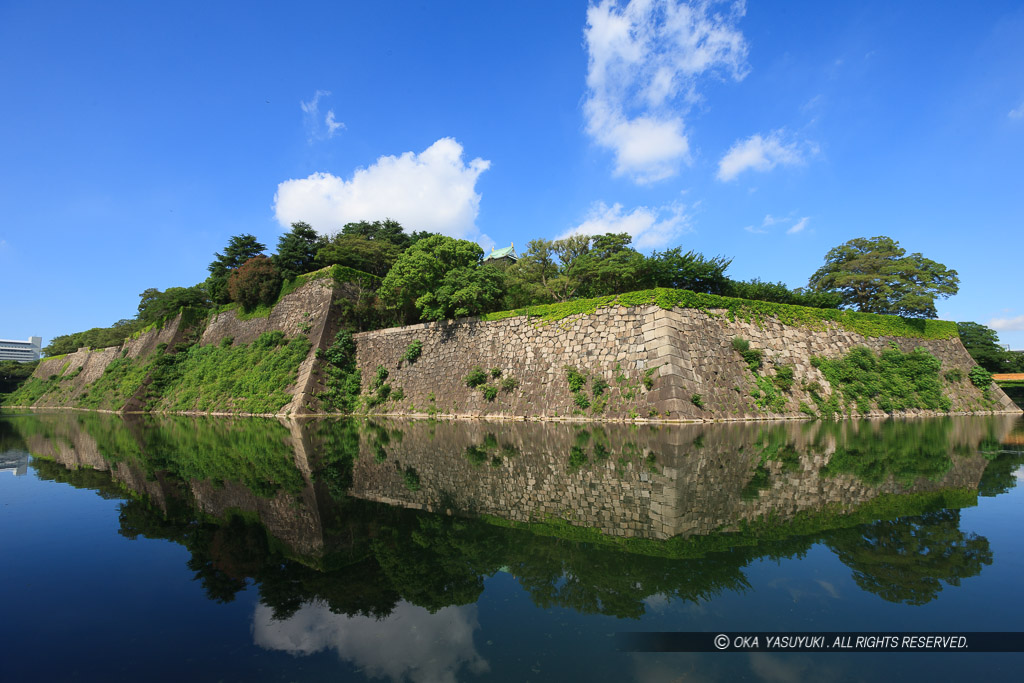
5 283 1021 421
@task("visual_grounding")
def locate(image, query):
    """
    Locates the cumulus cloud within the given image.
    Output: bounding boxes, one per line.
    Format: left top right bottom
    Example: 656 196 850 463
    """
274 138 491 239
558 201 691 249
253 601 489 683
717 131 808 181
988 314 1024 331
301 90 344 142
584 0 749 183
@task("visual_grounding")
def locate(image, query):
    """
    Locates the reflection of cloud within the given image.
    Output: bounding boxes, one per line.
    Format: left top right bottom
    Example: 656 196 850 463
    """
253 600 489 683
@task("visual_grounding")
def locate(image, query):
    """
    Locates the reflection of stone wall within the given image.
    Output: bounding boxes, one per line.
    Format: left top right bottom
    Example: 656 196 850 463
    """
345 417 1007 540
354 306 1021 421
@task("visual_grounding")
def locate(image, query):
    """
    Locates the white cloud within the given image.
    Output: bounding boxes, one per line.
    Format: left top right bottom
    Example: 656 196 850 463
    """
559 201 691 249
988 314 1024 331
274 137 490 239
742 212 809 236
717 130 807 181
253 601 488 683
1009 101 1024 119
301 90 344 142
786 216 809 234
584 0 749 183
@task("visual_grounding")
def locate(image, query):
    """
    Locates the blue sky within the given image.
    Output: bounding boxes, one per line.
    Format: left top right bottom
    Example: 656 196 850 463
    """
2 0 1023 350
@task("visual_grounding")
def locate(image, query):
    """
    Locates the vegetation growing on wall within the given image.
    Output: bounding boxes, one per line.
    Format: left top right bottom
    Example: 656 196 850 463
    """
316 330 362 413
483 287 958 339
809 345 951 417
143 331 310 414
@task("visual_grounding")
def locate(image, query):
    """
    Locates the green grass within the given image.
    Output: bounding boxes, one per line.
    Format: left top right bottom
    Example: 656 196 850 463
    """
149 331 311 414
481 287 958 340
78 356 153 410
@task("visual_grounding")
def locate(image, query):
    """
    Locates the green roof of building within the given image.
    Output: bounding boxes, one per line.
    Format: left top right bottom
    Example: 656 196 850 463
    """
484 245 517 261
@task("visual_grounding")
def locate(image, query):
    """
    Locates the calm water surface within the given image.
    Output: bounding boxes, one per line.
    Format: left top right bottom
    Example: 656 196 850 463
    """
1 412 1023 682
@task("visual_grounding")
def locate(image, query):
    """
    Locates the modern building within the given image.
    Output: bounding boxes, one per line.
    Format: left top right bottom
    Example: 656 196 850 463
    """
0 336 42 362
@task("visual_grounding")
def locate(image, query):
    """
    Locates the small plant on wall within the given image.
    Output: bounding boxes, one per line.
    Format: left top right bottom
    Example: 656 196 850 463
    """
403 339 423 363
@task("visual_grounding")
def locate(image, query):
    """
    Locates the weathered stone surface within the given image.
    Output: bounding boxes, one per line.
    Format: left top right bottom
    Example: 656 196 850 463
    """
354 306 1021 421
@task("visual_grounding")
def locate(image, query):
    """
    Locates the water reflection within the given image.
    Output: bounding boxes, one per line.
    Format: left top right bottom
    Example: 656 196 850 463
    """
5 411 1022 619
253 601 489 683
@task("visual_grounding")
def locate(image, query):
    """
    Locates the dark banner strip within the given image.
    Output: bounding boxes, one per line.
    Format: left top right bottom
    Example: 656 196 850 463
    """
616 632 1024 653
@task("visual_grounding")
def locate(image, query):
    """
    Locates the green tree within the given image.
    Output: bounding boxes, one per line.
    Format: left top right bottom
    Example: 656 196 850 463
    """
502 239 561 308
0 360 38 394
273 221 324 281
379 235 505 322
647 247 732 294
137 285 211 324
566 232 647 298
807 236 959 317
207 234 267 304
317 234 402 277
956 322 1016 373
339 219 434 250
228 256 282 311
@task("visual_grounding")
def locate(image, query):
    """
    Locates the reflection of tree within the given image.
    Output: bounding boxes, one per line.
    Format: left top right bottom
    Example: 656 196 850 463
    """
820 419 954 486
826 509 992 605
977 450 1024 498
372 516 502 613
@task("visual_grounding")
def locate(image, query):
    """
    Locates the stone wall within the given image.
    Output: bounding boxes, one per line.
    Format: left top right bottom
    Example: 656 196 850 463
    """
354 305 1021 421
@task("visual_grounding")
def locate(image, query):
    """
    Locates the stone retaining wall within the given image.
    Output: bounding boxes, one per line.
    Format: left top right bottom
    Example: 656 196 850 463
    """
354 305 1020 421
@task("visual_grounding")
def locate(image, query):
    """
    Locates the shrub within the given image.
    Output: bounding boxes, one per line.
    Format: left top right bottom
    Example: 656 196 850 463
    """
691 393 705 408
465 366 487 387
591 377 609 397
403 467 420 491
731 336 750 353
564 366 587 393
500 376 518 392
228 255 282 311
969 366 993 388
372 365 389 388
772 365 795 391
482 385 498 401
944 368 964 383
741 349 763 371
403 340 423 363
643 367 657 390
573 392 591 409
490 367 502 378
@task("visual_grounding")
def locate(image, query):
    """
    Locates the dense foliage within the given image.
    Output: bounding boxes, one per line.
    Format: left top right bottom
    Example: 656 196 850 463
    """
0 360 38 393
206 233 267 304
807 236 959 318
810 345 952 416
957 321 1024 373
227 256 282 312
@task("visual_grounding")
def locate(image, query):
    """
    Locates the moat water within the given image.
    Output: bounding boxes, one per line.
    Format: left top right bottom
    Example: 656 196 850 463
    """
1 411 1022 681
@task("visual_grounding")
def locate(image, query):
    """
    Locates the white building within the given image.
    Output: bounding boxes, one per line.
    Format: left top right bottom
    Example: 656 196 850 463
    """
0 336 42 362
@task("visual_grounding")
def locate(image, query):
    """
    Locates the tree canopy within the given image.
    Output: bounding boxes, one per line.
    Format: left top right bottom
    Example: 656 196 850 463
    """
207 234 267 304
273 222 323 282
957 321 1024 373
228 256 282 311
807 236 959 318
379 235 504 322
